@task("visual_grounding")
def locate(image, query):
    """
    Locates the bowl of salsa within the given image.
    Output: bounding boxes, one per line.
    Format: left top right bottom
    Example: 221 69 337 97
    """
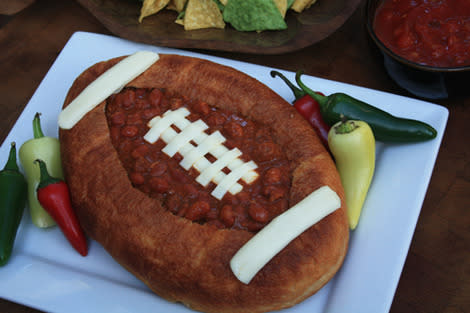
366 0 470 99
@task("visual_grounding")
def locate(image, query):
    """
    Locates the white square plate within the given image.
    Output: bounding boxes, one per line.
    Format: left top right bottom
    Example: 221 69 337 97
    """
0 32 448 313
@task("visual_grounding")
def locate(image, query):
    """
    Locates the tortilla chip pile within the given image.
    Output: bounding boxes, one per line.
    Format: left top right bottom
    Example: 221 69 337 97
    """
138 0 318 31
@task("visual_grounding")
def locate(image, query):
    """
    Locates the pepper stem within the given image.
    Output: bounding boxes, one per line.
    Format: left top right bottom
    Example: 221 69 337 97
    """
334 119 358 135
35 159 62 189
295 71 328 107
270 70 306 100
2 142 20 172
33 112 45 139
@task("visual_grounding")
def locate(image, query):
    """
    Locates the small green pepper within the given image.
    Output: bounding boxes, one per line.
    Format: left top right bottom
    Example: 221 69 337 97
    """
294 71 437 142
19 113 63 228
0 142 27 266
328 120 375 230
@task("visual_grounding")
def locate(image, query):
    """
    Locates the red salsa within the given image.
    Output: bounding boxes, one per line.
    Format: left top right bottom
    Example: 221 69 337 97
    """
106 87 292 232
373 0 470 68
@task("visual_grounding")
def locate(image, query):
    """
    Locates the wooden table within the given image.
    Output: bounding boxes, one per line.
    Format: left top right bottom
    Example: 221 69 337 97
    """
0 0 468 312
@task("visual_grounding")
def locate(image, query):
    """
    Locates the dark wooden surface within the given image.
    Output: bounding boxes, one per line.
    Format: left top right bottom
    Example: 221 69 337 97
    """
0 0 468 312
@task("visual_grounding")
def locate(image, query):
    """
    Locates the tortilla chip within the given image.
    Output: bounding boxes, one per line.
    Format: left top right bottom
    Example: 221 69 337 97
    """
167 0 188 12
183 0 225 30
273 0 287 17
139 0 171 22
290 0 317 13
175 18 184 25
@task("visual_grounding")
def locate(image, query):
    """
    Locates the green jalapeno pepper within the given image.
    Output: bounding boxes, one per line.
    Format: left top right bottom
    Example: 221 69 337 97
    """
294 71 437 142
19 113 63 228
0 142 27 266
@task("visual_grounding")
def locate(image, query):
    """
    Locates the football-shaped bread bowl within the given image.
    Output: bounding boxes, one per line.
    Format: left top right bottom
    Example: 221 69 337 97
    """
59 54 349 313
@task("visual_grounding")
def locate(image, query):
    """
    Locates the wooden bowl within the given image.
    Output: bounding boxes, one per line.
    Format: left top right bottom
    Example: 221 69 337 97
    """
76 0 362 54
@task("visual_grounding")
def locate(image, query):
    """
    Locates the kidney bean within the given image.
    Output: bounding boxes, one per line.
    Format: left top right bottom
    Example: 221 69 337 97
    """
248 203 269 223
245 221 265 232
206 112 226 127
132 137 145 147
121 125 139 138
148 89 163 107
135 88 146 98
264 168 282 185
256 142 281 162
110 127 120 143
127 113 143 125
170 98 183 110
129 172 145 185
271 199 289 215
236 191 250 205
220 205 235 227
121 89 136 108
224 121 244 138
194 101 210 115
134 157 151 173
263 185 286 202
150 162 167 176
242 120 256 137
131 145 149 159
119 141 134 155
185 200 210 221
110 111 127 126
183 184 199 198
169 166 188 183
138 98 152 110
207 219 225 229
205 208 218 220
149 177 169 193
166 194 180 214
177 204 188 217
255 128 271 141
142 108 160 120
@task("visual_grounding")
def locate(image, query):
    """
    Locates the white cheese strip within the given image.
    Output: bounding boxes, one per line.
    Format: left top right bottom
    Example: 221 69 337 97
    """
196 148 242 187
212 161 258 200
209 145 258 184
227 158 258 184
162 120 208 157
58 51 160 130
180 131 226 170
230 186 341 284
143 107 259 199
145 108 190 143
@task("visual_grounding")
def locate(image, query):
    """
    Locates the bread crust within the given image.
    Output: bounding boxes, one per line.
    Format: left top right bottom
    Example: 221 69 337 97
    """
59 54 349 313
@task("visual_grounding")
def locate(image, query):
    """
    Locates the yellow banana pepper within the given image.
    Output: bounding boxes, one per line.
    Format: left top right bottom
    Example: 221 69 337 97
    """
19 113 62 228
328 119 375 230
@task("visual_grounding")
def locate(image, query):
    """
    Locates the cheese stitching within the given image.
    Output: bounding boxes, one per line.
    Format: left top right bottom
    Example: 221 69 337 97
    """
144 107 259 200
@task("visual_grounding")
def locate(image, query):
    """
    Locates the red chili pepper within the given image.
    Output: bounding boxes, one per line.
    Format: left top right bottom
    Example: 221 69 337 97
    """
35 159 87 256
270 70 330 148
293 94 330 148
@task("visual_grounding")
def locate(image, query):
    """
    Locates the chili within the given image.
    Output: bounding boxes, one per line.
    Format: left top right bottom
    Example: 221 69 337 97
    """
35 159 87 256
270 70 330 148
373 0 470 68
106 87 292 232
0 142 27 266
295 71 437 142
19 113 64 228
